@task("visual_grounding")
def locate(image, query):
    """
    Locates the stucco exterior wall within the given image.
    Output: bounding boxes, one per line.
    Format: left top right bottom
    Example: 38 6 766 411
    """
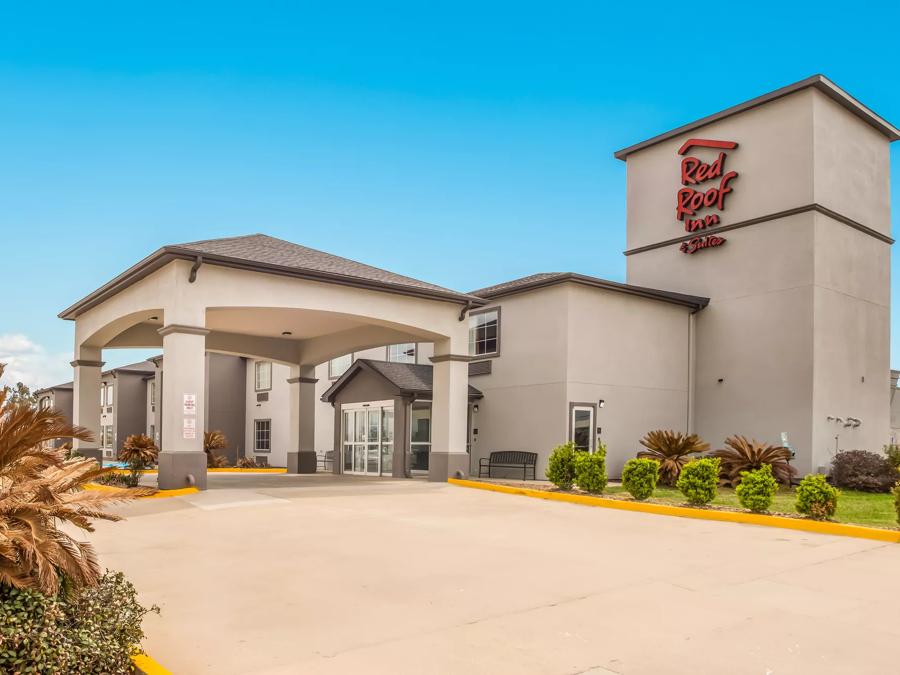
565 283 692 477
112 372 150 454
205 353 247 464
245 360 292 466
623 86 893 475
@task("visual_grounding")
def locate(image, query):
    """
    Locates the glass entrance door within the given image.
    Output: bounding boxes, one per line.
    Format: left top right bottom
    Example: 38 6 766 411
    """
342 403 394 476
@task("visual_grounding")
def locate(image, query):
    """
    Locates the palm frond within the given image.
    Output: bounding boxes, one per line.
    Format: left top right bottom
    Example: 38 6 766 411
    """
709 435 796 486
636 429 709 486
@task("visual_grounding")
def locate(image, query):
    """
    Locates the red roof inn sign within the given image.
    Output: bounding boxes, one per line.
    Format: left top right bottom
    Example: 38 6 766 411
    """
676 138 738 254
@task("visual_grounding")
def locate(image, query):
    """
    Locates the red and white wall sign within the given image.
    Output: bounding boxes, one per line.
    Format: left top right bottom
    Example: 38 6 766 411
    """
675 138 738 254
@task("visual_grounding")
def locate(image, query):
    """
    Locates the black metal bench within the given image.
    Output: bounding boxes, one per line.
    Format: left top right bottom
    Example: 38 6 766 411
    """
478 451 538 480
318 450 334 472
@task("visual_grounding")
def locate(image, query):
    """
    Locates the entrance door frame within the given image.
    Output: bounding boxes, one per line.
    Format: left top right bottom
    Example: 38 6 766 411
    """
568 402 598 453
341 400 394 476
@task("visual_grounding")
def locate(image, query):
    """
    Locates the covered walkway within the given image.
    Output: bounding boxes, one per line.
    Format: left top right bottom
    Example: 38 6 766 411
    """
60 234 482 488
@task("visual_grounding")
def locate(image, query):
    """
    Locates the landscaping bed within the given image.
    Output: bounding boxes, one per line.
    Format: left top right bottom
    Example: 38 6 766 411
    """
476 479 899 530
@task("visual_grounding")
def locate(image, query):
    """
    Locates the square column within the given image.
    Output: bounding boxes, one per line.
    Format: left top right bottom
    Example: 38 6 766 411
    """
429 343 470 481
71 350 104 465
158 324 209 489
287 365 318 473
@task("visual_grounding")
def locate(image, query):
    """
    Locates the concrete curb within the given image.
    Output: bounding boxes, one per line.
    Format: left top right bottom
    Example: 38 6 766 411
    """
448 478 900 544
132 652 172 674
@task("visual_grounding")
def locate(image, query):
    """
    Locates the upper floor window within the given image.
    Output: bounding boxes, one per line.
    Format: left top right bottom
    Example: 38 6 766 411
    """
39 396 51 410
468 309 500 357
329 354 353 379
387 343 416 364
255 361 272 391
150 381 156 406
100 383 114 407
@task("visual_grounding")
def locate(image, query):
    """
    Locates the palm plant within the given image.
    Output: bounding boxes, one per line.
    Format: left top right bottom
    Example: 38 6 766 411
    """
119 434 159 487
0 363 151 594
710 435 796 487
236 456 257 469
203 430 229 468
637 430 709 486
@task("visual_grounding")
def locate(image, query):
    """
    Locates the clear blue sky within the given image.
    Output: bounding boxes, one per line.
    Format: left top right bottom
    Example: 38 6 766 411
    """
1 1 899 387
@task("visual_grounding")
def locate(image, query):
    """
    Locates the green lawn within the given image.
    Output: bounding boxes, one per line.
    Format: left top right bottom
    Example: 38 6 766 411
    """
604 485 898 530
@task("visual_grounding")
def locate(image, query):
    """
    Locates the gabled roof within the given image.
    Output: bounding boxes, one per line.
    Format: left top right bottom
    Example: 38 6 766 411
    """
60 234 485 319
35 381 74 395
102 360 156 377
614 74 900 161
470 272 709 310
321 359 483 403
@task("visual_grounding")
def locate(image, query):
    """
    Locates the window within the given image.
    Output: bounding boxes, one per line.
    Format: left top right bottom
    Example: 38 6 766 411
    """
570 404 596 452
150 381 156 407
255 361 272 391
100 425 114 448
254 420 271 452
329 354 353 379
150 425 156 444
39 396 51 410
468 309 499 356
105 384 114 407
387 343 416 363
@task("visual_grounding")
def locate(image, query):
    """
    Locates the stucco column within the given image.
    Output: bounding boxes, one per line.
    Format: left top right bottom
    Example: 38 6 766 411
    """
158 324 209 489
71 347 104 465
429 338 470 481
287 364 317 473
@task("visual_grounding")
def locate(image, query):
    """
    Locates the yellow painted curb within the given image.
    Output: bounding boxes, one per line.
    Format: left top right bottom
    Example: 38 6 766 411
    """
448 478 900 544
132 652 172 675
84 483 200 499
112 467 286 474
208 467 287 473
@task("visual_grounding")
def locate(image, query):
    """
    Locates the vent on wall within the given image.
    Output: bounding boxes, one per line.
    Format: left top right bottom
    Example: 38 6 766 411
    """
255 455 268 467
257 393 269 402
468 360 492 377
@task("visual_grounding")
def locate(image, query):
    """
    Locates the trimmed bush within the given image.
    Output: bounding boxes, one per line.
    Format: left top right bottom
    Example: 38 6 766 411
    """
622 458 659 500
735 463 778 512
546 442 578 490
676 457 720 505
830 450 897 493
574 444 608 494
885 444 900 471
795 474 840 520
0 571 159 673
894 480 900 526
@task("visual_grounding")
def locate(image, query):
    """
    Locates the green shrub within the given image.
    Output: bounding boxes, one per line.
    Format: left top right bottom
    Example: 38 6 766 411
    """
884 444 900 471
735 463 778 512
0 570 159 673
93 471 132 487
622 458 659 500
795 474 840 520
676 457 720 505
574 443 607 494
546 442 578 490
893 480 900 526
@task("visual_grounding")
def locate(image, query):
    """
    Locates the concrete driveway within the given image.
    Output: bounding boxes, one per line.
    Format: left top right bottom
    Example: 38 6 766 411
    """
91 474 900 674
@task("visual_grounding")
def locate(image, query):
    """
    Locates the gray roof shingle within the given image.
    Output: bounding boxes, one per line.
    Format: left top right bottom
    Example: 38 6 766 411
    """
470 272 709 309
322 359 482 402
171 234 481 301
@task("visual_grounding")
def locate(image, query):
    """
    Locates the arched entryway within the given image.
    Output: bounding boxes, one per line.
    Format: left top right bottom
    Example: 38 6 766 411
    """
60 235 482 489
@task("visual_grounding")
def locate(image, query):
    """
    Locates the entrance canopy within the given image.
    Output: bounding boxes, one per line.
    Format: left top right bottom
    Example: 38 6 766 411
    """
60 234 481 489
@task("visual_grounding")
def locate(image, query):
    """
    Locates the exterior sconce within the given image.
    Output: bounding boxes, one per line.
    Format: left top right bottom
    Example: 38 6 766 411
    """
281 331 292 336
598 400 605 408
473 404 479 413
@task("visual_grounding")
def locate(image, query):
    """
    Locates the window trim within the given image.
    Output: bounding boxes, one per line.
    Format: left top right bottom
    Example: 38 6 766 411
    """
468 306 501 359
568 402 598 453
253 419 272 453
386 343 417 364
328 353 354 380
254 361 272 392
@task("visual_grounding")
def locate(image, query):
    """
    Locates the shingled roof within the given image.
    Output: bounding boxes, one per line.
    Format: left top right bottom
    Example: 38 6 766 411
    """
60 234 484 319
470 272 709 310
321 359 483 403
